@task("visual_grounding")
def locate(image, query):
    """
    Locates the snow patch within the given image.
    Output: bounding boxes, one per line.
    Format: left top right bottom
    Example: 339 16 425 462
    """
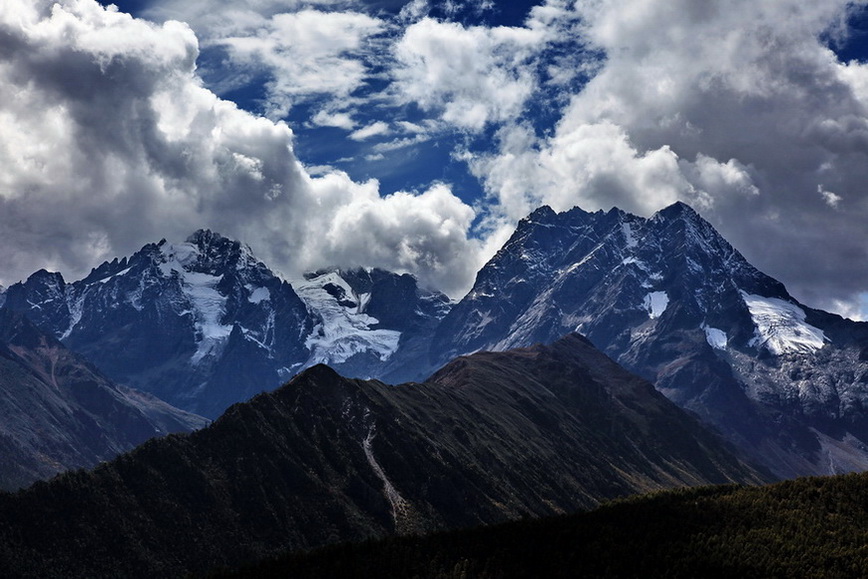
246 285 270 304
96 266 132 283
740 291 827 355
702 324 728 350
295 272 401 365
643 291 669 319
622 222 638 248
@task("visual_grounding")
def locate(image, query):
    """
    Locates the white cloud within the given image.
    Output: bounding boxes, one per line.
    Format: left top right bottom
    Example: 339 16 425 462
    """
311 110 356 130
392 17 544 131
0 0 482 297
818 185 843 209
213 9 385 118
349 121 391 141
310 179 483 291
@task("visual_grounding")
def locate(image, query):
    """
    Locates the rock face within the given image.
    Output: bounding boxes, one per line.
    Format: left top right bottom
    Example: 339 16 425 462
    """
0 309 207 491
431 202 868 478
1 233 450 419
0 334 764 578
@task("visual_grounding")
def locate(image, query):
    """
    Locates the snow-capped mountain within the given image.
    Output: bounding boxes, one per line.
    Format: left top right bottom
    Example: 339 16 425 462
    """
4 210 866 478
432 202 868 478
1 232 451 418
2 230 315 418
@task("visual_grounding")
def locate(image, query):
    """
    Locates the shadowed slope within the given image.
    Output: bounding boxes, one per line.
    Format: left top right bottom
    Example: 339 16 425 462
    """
0 334 765 577
231 472 868 579
0 309 208 490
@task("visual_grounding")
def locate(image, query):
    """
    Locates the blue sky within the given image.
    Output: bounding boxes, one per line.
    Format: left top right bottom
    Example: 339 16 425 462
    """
1 0 867 319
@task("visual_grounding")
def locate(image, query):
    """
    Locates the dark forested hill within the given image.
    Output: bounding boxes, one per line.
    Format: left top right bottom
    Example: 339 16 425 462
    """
0 334 763 578
227 473 868 579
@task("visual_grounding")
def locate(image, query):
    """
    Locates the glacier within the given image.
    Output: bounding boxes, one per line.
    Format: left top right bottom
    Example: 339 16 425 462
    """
295 271 401 366
740 291 827 355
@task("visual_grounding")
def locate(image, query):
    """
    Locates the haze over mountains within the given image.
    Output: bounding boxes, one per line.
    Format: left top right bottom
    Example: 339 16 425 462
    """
2 201 867 482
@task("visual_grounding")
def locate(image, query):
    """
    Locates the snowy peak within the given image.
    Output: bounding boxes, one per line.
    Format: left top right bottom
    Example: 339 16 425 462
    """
522 204 559 225
2 230 317 418
154 229 265 280
2 228 454 415
432 201 868 479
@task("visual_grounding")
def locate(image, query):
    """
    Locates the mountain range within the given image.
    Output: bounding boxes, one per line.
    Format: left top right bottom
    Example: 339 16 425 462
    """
0 231 448 419
2 201 867 480
0 334 764 578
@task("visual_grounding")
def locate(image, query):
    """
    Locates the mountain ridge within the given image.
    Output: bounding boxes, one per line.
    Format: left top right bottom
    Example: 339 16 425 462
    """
2 204 866 479
1 230 452 419
0 333 765 577
0 308 208 490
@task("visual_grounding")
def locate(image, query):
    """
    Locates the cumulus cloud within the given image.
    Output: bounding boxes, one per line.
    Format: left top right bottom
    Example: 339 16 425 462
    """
349 121 391 141
211 9 385 118
392 17 544 131
311 109 357 130
0 0 483 296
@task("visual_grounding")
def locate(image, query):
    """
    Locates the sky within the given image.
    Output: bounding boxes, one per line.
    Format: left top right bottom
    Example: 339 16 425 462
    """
1 0 867 320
